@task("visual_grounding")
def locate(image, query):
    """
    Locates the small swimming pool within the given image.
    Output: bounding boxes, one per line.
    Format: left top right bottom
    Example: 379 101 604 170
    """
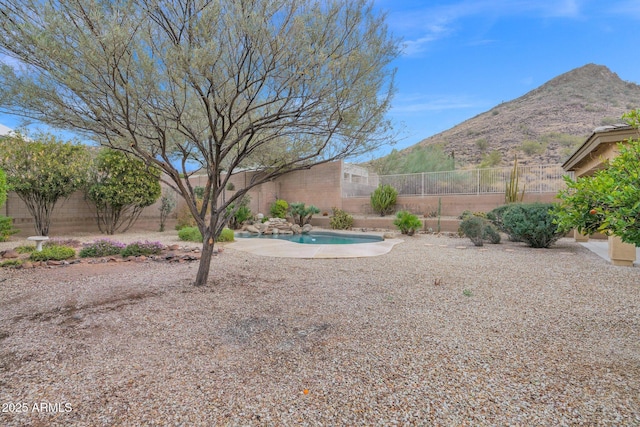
235 231 383 245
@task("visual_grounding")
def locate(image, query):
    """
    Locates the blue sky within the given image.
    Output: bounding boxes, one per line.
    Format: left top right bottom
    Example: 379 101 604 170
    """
1 0 639 160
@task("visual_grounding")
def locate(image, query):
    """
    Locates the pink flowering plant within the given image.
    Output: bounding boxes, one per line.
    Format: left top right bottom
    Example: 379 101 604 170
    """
79 238 126 258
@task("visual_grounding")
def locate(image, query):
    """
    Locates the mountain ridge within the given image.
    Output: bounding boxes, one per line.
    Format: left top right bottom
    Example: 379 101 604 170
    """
385 64 640 169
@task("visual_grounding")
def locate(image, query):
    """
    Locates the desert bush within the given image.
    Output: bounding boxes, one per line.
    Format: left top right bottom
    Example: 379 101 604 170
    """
87 148 161 234
519 140 547 156
459 216 500 246
330 208 353 230
79 239 126 258
226 196 252 229
480 150 502 168
1 259 23 268
178 226 203 242
0 132 90 236
121 241 164 257
459 210 487 220
370 184 397 216
269 199 289 219
393 211 422 235
501 203 562 248
483 222 501 244
217 228 235 242
289 202 320 226
0 216 19 242
178 227 234 243
29 245 76 261
14 245 36 254
175 203 197 230
487 205 521 242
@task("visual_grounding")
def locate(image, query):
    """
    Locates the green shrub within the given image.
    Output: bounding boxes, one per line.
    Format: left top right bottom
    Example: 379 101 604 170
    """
1 259 23 268
330 208 354 230
487 205 521 242
0 216 19 242
459 216 501 246
177 227 234 243
226 196 252 229
217 228 235 242
15 245 36 254
519 140 547 156
459 216 486 246
483 222 501 244
393 211 422 235
269 199 289 219
29 245 76 261
178 226 203 242
501 203 563 248
459 210 487 220
121 241 164 257
79 238 126 258
289 202 320 226
370 184 397 216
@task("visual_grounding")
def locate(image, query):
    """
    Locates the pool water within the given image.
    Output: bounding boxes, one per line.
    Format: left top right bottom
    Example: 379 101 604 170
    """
235 231 383 245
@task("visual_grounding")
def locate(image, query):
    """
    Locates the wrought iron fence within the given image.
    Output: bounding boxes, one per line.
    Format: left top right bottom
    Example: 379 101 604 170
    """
342 164 572 198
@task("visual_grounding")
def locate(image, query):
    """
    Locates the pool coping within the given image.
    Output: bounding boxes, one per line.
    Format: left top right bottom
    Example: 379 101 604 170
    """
226 232 404 258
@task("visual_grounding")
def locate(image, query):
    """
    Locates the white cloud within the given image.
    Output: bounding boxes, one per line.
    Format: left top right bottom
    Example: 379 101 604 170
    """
392 94 483 113
386 0 587 56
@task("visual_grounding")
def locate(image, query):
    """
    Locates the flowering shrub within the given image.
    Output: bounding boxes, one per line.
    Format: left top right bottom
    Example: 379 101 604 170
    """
121 240 164 257
79 238 126 258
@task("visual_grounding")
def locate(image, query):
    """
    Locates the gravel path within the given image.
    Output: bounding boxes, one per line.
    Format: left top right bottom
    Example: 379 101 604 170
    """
0 231 639 426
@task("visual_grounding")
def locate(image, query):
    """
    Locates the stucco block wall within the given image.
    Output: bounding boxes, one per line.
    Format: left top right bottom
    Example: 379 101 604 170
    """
276 162 342 214
341 192 558 217
4 184 176 237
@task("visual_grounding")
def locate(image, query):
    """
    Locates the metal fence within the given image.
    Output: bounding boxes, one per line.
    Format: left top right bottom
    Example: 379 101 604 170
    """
342 164 572 198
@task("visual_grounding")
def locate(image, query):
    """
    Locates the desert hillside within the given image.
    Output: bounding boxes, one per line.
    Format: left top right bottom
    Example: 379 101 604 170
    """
382 64 640 170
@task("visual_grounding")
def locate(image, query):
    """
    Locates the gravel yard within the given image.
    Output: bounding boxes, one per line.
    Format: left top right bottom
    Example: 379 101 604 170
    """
0 231 639 426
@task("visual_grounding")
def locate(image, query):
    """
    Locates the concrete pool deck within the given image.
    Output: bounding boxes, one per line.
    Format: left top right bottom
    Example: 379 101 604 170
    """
226 236 404 258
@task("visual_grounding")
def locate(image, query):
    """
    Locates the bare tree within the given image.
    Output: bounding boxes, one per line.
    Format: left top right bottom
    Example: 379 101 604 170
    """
0 0 398 286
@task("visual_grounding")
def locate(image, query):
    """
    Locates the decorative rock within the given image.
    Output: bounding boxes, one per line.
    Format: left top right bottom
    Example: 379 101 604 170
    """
291 224 302 234
165 252 176 260
1 249 19 259
383 232 395 239
245 225 260 234
168 244 180 251
22 261 33 269
302 224 313 234
47 260 63 266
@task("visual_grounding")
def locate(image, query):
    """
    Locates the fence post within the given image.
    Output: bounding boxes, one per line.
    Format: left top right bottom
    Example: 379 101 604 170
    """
421 172 425 196
539 165 543 193
477 169 480 195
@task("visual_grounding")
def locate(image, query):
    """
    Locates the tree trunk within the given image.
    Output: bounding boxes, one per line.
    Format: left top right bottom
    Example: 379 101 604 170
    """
193 228 216 286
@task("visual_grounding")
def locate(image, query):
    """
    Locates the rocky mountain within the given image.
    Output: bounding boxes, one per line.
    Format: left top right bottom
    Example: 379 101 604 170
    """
391 64 640 168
